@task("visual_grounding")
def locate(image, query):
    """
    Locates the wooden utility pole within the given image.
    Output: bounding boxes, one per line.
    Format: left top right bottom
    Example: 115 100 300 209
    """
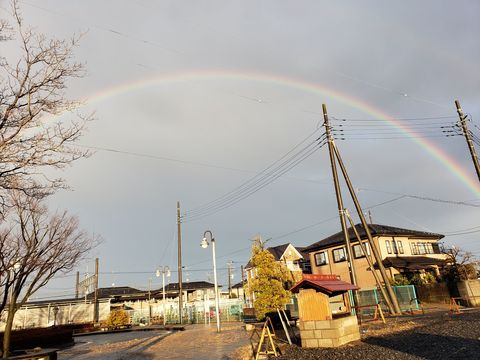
331 139 402 315
455 100 480 182
177 201 183 324
323 103 401 315
344 209 394 312
227 261 233 298
75 271 79 299
241 265 246 303
323 104 359 294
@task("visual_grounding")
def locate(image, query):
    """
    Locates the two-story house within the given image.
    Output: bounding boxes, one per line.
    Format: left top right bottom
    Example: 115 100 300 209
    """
304 224 447 288
244 243 310 306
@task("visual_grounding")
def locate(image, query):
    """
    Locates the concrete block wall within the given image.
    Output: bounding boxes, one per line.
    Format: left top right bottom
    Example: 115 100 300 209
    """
457 280 480 306
298 315 360 348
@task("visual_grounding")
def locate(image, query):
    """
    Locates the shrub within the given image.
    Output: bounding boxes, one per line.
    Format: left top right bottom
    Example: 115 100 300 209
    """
106 309 130 328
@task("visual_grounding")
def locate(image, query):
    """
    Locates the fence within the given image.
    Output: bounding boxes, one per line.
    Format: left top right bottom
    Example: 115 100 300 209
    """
350 285 419 314
126 298 245 325
0 299 111 331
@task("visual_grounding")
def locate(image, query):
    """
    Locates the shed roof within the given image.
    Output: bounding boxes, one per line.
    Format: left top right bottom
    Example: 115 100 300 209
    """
290 274 359 296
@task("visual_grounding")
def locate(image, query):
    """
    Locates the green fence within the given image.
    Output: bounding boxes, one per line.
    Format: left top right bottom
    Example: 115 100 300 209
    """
350 285 419 314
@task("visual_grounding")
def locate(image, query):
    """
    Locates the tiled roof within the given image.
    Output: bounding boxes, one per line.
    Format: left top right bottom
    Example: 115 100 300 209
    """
232 280 246 289
290 274 359 295
304 224 444 252
244 243 298 269
268 243 290 261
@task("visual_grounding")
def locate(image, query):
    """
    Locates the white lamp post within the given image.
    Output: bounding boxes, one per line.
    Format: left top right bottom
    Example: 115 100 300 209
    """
156 266 171 326
201 230 220 332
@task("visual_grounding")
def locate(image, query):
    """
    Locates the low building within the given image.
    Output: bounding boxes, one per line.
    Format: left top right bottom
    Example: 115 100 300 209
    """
304 224 447 288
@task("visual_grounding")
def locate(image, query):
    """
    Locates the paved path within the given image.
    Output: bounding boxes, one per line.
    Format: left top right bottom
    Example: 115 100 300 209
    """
58 323 251 360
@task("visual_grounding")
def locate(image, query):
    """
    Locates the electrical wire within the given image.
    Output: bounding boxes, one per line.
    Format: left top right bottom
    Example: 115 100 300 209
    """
185 128 323 216
183 130 326 221
331 115 457 122
185 140 327 222
357 188 480 208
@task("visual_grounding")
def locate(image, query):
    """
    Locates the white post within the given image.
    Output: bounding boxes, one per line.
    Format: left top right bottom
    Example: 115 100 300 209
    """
212 239 221 333
162 271 166 326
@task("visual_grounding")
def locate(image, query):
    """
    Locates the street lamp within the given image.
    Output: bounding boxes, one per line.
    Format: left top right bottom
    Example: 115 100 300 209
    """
201 230 220 332
156 266 171 326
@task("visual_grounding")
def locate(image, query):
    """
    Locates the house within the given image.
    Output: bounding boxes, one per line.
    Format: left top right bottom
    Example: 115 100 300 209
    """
304 224 447 288
232 280 246 301
244 243 310 306
245 243 310 282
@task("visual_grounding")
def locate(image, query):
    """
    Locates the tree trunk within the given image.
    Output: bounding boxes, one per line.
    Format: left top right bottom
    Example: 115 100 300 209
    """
2 302 17 358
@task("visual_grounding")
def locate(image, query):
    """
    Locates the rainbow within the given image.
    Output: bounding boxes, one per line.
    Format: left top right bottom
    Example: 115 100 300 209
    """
76 69 480 197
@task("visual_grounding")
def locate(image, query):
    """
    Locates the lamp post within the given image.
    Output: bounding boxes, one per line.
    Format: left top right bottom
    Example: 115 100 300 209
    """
156 266 170 326
201 230 220 332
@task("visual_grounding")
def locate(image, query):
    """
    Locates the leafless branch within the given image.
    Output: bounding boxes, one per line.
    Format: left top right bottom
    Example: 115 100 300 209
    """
0 0 92 212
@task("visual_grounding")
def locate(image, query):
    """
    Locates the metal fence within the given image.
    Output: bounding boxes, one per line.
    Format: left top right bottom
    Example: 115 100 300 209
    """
350 285 419 314
127 298 245 325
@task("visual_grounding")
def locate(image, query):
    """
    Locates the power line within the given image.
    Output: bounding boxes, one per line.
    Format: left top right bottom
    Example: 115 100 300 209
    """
183 130 327 221
185 141 326 221
335 134 461 141
357 188 480 207
185 128 324 216
331 115 457 122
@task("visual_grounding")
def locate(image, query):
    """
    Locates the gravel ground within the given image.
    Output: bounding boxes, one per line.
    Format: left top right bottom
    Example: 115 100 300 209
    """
277 309 480 360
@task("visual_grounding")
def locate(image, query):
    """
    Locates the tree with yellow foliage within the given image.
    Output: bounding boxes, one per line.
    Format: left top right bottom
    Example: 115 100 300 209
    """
246 237 291 320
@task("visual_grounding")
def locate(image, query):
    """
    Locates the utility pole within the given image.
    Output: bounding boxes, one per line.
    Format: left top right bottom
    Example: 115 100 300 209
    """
177 201 183 324
75 271 79 299
330 135 402 315
455 100 480 182
227 261 233 298
323 103 401 315
241 265 246 303
344 209 394 312
94 258 99 323
323 104 359 295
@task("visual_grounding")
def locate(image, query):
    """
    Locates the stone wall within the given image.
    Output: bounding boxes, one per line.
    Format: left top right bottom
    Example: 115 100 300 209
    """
298 315 360 348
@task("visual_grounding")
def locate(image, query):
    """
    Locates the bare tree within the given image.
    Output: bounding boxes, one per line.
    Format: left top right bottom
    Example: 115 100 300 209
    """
0 0 91 209
443 246 478 281
0 192 97 357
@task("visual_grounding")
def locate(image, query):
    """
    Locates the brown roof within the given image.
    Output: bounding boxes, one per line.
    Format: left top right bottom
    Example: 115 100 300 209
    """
290 274 359 295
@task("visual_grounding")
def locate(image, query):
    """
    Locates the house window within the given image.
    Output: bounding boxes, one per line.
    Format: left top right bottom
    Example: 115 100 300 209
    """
426 243 434 254
417 243 427 255
391 240 398 254
411 243 418 255
385 240 392 254
333 247 346 262
314 251 328 266
353 242 370 258
397 241 404 254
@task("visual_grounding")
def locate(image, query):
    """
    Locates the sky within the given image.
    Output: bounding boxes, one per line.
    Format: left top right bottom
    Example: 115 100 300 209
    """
1 0 479 300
